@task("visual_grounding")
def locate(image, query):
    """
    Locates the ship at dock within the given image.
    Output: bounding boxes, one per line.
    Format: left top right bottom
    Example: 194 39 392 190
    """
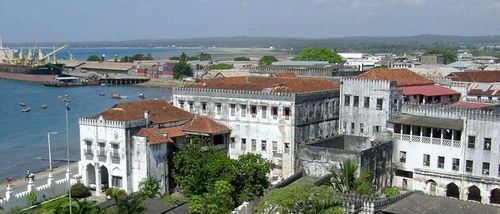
0 38 68 83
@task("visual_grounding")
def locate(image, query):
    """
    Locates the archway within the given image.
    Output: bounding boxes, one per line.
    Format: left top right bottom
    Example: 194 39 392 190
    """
86 164 95 186
446 183 460 199
100 165 109 189
426 180 437 196
468 185 481 202
490 188 500 204
111 167 123 188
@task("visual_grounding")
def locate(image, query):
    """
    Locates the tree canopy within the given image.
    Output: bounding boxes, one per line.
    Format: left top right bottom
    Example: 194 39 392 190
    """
173 62 193 79
120 53 153 62
234 57 250 61
293 46 345 64
259 55 278 65
86 55 102 61
330 159 373 195
425 49 458 64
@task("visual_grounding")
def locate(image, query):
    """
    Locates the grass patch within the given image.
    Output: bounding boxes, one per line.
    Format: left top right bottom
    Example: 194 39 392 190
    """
39 197 69 210
162 195 185 206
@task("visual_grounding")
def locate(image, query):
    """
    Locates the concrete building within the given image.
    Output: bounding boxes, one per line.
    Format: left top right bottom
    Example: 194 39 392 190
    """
172 76 340 179
78 99 230 195
420 54 445 65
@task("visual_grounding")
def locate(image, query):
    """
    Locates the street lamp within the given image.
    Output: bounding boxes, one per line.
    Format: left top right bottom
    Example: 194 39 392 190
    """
47 132 58 184
63 96 72 214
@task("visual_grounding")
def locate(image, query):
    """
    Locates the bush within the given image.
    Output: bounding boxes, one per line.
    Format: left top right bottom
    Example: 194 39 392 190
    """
234 57 250 61
210 63 233 70
105 188 127 197
71 183 91 198
383 187 400 197
162 195 183 206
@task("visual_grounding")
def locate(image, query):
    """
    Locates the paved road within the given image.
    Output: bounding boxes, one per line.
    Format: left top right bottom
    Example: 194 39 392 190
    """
0 162 78 197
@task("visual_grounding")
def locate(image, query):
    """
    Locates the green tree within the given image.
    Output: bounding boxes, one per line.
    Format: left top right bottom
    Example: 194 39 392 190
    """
255 182 338 214
87 55 102 61
71 199 96 214
209 63 233 70
27 191 37 206
259 55 278 65
179 52 189 64
71 182 91 198
114 195 146 214
383 187 400 197
189 180 235 214
373 64 388 69
425 49 458 64
138 178 160 198
198 52 212 61
234 153 274 204
234 57 250 61
293 46 345 64
330 159 372 195
173 62 193 79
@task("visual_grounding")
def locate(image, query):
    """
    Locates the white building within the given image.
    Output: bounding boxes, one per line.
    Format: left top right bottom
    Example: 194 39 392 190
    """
172 76 340 179
78 99 230 195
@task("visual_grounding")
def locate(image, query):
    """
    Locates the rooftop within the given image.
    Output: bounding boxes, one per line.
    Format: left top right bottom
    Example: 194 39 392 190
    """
401 85 460 96
81 61 134 71
181 115 231 135
137 128 173 144
448 70 500 83
450 101 495 109
388 114 463 130
186 76 339 93
356 69 434 86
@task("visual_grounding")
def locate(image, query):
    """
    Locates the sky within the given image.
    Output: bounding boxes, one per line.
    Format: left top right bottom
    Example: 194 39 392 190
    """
1 0 500 43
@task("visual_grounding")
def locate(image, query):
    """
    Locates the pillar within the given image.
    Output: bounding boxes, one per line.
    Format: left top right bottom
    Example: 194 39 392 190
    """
47 172 53 186
95 165 102 196
440 128 444 144
6 184 12 200
27 178 34 192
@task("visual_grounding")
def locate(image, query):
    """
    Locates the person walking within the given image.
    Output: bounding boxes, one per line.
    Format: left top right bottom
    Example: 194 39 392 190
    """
25 169 30 181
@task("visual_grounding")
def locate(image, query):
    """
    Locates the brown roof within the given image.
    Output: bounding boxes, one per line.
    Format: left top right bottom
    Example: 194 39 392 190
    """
181 115 230 135
91 99 193 124
449 70 500 83
186 76 339 93
356 69 434 86
273 72 297 78
137 128 173 145
468 89 500 96
160 126 186 138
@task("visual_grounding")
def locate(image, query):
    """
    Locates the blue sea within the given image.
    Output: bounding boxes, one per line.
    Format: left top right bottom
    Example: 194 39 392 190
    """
0 78 172 180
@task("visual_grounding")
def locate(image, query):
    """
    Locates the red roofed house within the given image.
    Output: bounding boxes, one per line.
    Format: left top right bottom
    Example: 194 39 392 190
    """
78 99 230 195
173 76 341 179
448 70 500 102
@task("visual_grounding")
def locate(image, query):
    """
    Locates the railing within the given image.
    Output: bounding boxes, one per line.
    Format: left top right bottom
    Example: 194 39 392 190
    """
84 149 93 156
394 133 461 148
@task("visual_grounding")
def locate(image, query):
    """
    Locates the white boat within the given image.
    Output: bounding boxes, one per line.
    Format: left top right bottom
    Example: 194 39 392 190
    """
22 108 30 112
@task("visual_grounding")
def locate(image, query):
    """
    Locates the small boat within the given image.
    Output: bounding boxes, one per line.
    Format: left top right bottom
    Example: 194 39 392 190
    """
41 104 48 109
138 94 146 99
111 93 122 99
19 102 27 107
22 108 30 112
99 92 105 96
57 95 64 99
120 95 128 99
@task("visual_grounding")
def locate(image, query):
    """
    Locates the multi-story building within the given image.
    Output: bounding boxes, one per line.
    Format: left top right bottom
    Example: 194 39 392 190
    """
172 76 340 179
78 99 230 195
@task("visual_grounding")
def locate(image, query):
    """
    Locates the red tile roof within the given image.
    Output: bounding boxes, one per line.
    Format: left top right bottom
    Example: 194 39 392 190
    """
273 72 297 78
137 128 173 145
186 76 339 93
356 69 434 86
450 102 494 109
91 99 193 124
181 115 231 135
468 89 500 96
449 70 500 83
159 126 186 138
401 85 460 96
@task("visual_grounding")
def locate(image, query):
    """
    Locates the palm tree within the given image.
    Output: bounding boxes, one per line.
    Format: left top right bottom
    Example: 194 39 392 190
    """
139 178 160 198
114 195 146 214
330 159 372 195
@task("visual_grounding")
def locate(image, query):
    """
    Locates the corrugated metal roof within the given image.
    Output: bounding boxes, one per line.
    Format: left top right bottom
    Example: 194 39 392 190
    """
450 102 494 109
401 85 460 96
388 114 463 130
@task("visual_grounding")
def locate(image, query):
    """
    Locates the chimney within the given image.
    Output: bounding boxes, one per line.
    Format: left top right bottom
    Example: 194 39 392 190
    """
144 110 150 127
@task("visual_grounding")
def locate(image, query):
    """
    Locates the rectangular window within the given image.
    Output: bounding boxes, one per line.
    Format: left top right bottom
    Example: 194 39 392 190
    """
344 95 351 106
360 123 364 134
230 137 235 149
484 138 492 150
498 164 500 176
112 144 119 159
230 104 236 116
399 151 406 163
250 105 257 118
373 126 381 133
423 154 430 166
261 106 267 119
351 122 355 134
364 97 370 108
376 98 383 110
466 160 473 172
342 121 347 131
272 141 278 152
284 107 291 120
271 107 278 119
251 139 256 151
261 140 267 151
353 96 359 107
216 103 222 115
241 105 247 117
483 162 490 175
284 143 290 154
111 176 122 188
241 138 246 151
438 156 444 168
452 158 460 171
98 143 106 157
468 136 476 149
201 102 207 114
85 140 92 155
188 101 194 111
179 100 185 109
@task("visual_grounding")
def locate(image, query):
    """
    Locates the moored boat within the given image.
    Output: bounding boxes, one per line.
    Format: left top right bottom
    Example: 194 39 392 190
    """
111 93 122 99
19 102 27 106
99 92 105 96
138 93 146 99
41 104 48 109
22 108 30 112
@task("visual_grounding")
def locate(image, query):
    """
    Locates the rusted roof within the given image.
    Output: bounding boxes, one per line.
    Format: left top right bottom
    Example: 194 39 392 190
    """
186 76 339 93
137 128 173 145
160 126 186 138
91 99 193 124
273 72 297 78
450 102 494 109
356 69 434 86
468 89 500 96
181 115 230 135
81 62 134 71
401 85 460 96
449 70 500 83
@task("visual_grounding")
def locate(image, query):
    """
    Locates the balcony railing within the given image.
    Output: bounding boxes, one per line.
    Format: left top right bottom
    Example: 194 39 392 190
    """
394 133 461 148
84 149 93 156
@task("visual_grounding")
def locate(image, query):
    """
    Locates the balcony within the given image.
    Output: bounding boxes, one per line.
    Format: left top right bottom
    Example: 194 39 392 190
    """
98 150 106 162
394 133 461 148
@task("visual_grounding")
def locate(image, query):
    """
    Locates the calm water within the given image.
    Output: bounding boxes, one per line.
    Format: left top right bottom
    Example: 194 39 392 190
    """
0 79 172 179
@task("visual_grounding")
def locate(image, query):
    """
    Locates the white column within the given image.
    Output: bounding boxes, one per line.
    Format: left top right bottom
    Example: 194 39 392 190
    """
27 178 34 192
47 173 53 186
6 184 12 200
95 165 102 196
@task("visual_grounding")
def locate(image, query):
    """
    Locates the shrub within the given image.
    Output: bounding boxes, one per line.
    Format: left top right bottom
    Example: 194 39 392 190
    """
162 195 183 206
383 187 400 197
105 188 127 197
27 191 37 205
71 183 91 198
234 57 250 61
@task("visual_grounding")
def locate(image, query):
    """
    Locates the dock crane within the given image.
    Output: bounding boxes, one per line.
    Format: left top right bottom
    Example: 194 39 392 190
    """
38 44 68 64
